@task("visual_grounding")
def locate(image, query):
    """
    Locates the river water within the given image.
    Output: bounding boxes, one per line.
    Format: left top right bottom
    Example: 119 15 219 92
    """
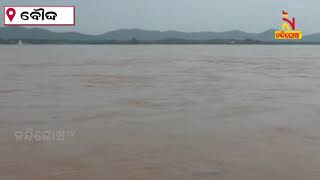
1 45 320 179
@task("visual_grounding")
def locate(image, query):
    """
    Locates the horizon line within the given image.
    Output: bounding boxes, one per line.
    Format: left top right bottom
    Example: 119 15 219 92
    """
3 26 314 36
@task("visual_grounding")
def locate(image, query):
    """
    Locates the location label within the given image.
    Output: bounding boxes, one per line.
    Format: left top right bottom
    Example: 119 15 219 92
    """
4 6 75 26
6 8 16 22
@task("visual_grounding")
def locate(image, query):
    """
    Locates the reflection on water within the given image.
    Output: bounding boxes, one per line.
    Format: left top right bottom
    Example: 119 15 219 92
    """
1 45 320 180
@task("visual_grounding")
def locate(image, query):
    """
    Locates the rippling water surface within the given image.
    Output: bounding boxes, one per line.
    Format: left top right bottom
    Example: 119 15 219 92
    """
1 45 320 180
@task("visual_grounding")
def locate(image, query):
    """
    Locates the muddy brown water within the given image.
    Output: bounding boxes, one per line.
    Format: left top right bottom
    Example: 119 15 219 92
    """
1 45 320 180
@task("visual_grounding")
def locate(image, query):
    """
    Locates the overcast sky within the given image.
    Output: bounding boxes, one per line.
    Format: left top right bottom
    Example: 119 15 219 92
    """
1 0 318 35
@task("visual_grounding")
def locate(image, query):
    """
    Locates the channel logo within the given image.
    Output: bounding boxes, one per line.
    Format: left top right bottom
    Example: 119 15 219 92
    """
4 6 75 26
274 11 302 40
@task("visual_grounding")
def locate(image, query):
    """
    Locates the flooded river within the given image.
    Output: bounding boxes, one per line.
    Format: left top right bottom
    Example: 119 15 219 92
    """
1 45 320 179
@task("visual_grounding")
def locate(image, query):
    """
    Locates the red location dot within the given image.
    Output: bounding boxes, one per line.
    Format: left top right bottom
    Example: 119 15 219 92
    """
6 8 16 22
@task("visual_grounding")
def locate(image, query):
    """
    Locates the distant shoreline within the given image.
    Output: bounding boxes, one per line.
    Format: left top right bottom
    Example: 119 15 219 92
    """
1 39 320 45
1 27 320 45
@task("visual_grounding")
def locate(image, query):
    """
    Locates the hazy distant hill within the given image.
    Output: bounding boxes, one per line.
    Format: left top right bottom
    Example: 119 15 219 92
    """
302 33 320 42
0 27 94 41
96 29 257 41
95 28 308 42
0 27 319 43
251 29 277 41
